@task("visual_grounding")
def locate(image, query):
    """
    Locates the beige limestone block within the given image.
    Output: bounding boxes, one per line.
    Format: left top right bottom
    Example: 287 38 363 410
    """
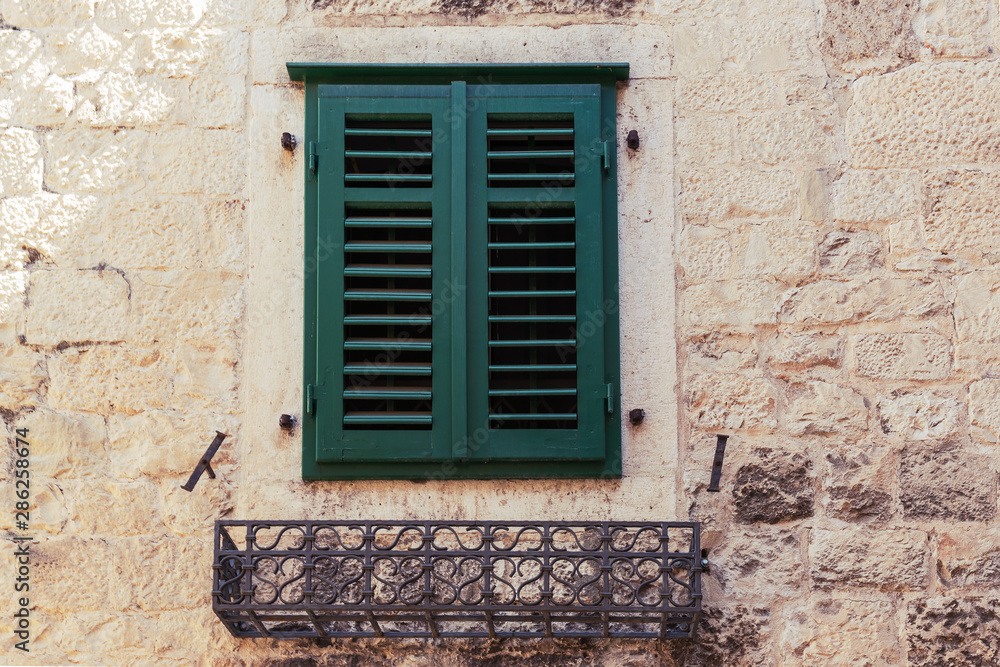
681 279 782 330
711 528 804 597
900 445 996 521
818 229 882 275
810 528 930 590
74 73 181 128
101 199 202 271
737 109 834 165
173 343 239 413
45 129 145 194
779 278 948 324
924 171 1000 262
0 0 94 27
68 480 162 535
678 225 732 280
107 411 239 479
5 61 76 126
0 344 43 409
201 198 247 270
17 409 108 479
688 373 777 431
824 445 895 523
0 270 26 342
108 536 211 611
141 27 249 79
878 391 962 443
673 22 725 76
970 378 1000 444
779 596 901 666
32 537 113 612
832 169 921 222
729 17 821 74
48 23 135 76
768 333 843 370
847 61 1000 167
787 381 868 438
0 29 42 72
203 0 286 27
955 271 1000 343
0 127 42 196
146 128 245 195
185 73 245 128
907 597 1000 665
731 219 816 280
854 333 952 380
676 116 735 165
915 0 993 58
31 480 70 534
160 480 234 537
130 270 243 349
937 530 1000 589
25 270 129 345
681 168 797 222
677 74 782 113
819 0 919 74
47 346 175 414
0 194 103 270
252 25 671 84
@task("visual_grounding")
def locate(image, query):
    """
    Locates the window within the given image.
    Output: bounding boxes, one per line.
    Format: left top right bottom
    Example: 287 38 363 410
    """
288 64 628 480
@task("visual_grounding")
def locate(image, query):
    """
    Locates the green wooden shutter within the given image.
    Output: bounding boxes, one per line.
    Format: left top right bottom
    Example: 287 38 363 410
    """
311 85 455 464
465 84 608 463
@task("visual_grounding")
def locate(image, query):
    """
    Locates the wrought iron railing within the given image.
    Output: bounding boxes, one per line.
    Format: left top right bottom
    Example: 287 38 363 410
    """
213 520 702 639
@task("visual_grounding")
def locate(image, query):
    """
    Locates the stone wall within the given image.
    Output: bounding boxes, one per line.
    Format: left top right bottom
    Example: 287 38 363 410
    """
1 0 999 664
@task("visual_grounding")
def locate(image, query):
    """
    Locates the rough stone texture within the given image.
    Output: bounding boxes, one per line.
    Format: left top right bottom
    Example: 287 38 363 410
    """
768 333 842 370
819 0 919 74
906 597 1000 666
810 528 930 590
786 381 869 438
847 62 1000 167
779 596 902 666
854 333 952 380
878 390 962 442
900 446 997 521
2 0 1000 663
825 445 895 523
818 230 882 275
688 374 777 431
779 278 948 324
25 270 130 345
732 448 815 523
832 169 921 222
970 378 1000 444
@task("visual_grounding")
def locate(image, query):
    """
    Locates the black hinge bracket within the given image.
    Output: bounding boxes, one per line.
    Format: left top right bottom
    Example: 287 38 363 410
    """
707 434 729 492
181 431 229 492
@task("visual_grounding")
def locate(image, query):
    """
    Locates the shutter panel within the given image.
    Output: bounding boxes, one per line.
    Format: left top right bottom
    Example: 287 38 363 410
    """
313 85 455 463
466 84 608 462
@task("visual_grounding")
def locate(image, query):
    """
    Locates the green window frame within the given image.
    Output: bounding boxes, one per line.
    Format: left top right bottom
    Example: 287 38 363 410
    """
288 64 628 480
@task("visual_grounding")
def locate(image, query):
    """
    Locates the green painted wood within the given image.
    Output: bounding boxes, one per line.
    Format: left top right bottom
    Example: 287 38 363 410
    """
300 70 623 480
288 63 630 84
313 86 454 465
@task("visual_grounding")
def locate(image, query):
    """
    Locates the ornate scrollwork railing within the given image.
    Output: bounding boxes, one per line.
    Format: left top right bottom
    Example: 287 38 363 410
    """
212 520 702 639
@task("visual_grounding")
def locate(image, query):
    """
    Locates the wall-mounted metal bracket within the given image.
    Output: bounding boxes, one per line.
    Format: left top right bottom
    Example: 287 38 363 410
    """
706 434 729 493
181 431 229 492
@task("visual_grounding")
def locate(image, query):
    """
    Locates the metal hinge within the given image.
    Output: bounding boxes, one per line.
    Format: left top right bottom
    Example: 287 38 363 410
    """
605 383 614 415
306 384 317 415
308 141 318 181
601 140 611 173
